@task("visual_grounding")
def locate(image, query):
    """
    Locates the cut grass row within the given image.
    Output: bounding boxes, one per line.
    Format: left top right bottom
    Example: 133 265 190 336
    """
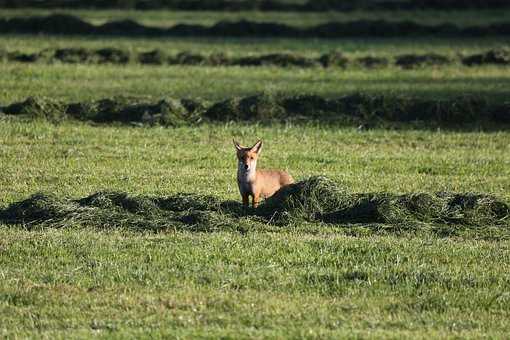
2 93 509 128
4 0 510 12
1 8 509 27
2 14 510 38
3 47 509 68
2 177 507 239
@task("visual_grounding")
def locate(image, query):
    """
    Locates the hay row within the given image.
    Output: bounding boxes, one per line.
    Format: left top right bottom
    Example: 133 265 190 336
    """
1 14 510 38
1 177 508 236
2 48 509 68
1 0 509 11
2 94 509 126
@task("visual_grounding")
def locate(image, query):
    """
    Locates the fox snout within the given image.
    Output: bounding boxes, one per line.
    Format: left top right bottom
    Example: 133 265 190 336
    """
238 158 255 172
239 155 256 170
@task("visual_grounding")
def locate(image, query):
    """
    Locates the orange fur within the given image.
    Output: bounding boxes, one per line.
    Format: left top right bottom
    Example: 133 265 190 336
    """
233 139 294 208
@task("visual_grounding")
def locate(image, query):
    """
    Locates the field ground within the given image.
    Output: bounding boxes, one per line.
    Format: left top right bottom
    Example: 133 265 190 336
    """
1 229 510 338
1 8 510 338
2 63 510 103
1 33 509 104
1 121 509 337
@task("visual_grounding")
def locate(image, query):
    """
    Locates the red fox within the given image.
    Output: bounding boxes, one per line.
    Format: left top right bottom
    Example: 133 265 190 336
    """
233 139 294 208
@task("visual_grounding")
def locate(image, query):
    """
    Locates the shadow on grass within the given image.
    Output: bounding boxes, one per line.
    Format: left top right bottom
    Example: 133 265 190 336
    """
1 177 508 238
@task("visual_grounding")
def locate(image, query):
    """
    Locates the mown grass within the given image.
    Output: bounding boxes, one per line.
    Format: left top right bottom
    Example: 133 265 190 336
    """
1 34 507 57
1 63 510 103
1 229 510 338
1 121 509 204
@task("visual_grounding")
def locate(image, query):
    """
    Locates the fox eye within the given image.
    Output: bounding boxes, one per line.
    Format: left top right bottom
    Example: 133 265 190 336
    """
250 157 254 160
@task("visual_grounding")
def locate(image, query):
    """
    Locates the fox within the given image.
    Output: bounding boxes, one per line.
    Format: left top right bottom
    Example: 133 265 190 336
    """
233 139 294 208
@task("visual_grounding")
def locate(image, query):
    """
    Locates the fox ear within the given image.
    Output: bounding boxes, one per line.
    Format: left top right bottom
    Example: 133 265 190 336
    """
233 139 242 151
251 140 262 154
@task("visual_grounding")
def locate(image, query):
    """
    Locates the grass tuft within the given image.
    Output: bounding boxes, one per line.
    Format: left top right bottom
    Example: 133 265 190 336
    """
2 96 67 122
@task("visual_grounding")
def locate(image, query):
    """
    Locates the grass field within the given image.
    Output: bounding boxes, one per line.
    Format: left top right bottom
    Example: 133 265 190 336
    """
1 8 510 338
2 35 506 56
2 230 510 338
2 63 510 103
1 121 509 202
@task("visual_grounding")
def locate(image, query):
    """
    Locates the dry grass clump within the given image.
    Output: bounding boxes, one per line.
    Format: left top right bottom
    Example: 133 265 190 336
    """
462 48 510 66
1 97 67 122
206 93 510 124
395 53 451 69
260 177 510 233
0 191 252 232
2 96 206 126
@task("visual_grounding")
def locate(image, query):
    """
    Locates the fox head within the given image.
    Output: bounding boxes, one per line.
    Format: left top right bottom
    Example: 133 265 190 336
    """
233 139 262 173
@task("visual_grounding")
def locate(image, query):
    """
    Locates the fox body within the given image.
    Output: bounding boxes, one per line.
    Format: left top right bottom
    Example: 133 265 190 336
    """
234 139 294 208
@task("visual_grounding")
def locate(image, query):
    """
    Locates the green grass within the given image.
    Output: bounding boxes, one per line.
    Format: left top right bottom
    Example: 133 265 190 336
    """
1 63 509 103
1 121 509 204
1 229 510 338
1 34 506 56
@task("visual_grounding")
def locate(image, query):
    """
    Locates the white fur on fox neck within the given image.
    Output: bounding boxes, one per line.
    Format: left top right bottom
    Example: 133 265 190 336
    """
238 160 257 182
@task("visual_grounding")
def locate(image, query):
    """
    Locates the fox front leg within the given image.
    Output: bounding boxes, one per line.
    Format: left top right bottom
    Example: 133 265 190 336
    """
242 194 249 207
252 193 261 208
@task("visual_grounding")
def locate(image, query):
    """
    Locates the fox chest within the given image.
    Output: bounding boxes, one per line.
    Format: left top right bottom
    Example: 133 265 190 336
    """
237 172 256 195
237 178 254 195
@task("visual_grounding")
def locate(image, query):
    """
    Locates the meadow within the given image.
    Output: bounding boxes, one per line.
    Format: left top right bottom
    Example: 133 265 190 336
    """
1 8 510 338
